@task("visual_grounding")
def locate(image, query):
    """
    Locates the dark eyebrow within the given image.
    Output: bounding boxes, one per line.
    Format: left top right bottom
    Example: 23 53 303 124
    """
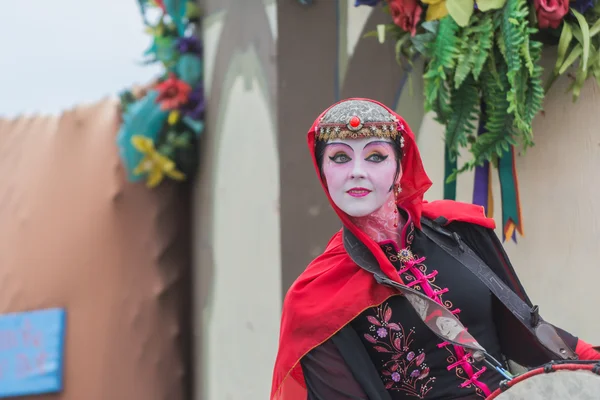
325 142 353 151
364 140 392 149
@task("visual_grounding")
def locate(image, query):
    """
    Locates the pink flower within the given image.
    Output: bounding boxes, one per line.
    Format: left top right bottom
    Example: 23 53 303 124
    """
155 74 192 110
388 0 423 36
533 0 568 29
377 327 388 338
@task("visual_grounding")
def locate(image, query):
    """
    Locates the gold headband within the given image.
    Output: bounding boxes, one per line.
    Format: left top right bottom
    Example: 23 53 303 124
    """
315 100 405 146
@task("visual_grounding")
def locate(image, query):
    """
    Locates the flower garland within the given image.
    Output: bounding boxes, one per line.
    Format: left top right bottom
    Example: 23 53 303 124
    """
358 0 599 240
117 0 204 188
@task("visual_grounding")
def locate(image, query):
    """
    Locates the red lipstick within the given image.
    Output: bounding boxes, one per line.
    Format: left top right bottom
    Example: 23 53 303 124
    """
347 187 371 198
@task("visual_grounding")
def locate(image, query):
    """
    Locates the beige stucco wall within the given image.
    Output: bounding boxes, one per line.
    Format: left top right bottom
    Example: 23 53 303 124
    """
194 1 281 399
417 56 600 345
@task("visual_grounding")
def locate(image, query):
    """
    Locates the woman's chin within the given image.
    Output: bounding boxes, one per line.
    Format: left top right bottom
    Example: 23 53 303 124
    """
342 206 377 218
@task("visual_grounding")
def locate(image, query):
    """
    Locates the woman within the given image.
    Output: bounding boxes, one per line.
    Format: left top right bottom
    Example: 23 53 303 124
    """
271 98 599 400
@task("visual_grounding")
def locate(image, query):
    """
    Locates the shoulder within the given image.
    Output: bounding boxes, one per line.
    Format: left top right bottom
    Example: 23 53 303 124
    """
421 199 495 230
282 230 350 304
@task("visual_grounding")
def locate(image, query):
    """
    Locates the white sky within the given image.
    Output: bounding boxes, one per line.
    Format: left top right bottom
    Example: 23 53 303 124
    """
0 0 162 117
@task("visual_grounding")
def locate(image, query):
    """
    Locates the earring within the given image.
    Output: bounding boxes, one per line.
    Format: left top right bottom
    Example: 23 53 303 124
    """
394 184 402 197
393 186 401 228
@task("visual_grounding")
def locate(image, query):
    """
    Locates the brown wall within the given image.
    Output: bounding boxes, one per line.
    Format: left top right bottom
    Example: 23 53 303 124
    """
0 99 192 400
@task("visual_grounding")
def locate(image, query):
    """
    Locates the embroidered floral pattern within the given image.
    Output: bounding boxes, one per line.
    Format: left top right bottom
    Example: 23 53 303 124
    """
363 303 436 398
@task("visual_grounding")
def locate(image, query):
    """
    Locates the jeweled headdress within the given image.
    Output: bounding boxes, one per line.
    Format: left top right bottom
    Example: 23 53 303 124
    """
315 99 405 147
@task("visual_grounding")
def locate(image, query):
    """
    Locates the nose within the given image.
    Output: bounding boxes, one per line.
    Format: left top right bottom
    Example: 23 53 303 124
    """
350 159 366 179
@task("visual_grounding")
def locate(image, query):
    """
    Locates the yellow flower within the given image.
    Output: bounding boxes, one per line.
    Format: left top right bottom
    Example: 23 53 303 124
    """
145 25 163 37
131 135 186 188
421 0 448 21
168 110 180 125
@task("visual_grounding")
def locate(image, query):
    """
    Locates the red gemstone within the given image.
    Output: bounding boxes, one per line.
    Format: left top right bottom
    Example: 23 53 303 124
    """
349 116 361 128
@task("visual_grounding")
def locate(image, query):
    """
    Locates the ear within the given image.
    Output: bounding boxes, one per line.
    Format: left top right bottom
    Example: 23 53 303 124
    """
320 173 328 189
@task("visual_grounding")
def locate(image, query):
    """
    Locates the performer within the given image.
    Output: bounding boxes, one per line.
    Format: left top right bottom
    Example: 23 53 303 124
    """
270 98 599 400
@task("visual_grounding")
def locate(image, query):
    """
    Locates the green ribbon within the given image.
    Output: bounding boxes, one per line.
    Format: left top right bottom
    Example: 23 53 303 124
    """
443 146 457 200
497 146 521 241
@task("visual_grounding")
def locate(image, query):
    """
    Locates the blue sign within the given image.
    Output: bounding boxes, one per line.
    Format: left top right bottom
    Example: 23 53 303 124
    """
0 308 66 398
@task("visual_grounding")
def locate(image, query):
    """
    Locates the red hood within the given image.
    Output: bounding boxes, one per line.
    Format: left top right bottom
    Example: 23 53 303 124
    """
271 98 494 400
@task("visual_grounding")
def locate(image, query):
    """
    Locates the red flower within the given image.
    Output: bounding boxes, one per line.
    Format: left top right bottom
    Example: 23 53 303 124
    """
155 74 192 110
533 0 569 29
388 0 423 36
154 0 166 12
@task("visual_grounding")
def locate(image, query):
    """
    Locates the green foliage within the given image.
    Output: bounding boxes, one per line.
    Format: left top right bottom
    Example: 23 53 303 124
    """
423 17 460 123
445 75 480 161
373 0 600 179
454 14 494 88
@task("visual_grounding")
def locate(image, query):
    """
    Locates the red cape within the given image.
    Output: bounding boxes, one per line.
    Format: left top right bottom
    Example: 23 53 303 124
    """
270 99 495 399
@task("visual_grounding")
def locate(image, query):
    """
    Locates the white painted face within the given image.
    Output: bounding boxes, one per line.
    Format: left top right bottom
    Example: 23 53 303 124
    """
321 137 400 217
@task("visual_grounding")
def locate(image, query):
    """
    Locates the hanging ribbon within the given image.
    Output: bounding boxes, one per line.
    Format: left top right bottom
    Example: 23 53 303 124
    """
472 161 494 218
498 146 524 242
443 146 457 200
472 102 493 218
472 102 523 242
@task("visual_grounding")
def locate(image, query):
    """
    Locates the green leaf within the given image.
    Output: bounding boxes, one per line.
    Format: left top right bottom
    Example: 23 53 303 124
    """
423 17 460 119
476 0 507 11
363 24 399 39
524 41 544 127
592 62 600 88
185 1 201 19
554 22 573 75
363 30 379 38
445 75 480 159
447 0 475 27
559 44 583 74
571 9 590 71
569 67 588 101
453 14 493 87
589 18 600 38
411 32 436 56
395 33 411 60
421 20 440 34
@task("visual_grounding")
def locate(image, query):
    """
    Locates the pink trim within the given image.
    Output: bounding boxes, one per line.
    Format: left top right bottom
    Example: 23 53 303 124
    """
398 266 411 274
460 367 487 388
406 279 425 288
378 239 399 249
395 239 492 396
447 355 470 370
424 270 438 279
399 207 412 249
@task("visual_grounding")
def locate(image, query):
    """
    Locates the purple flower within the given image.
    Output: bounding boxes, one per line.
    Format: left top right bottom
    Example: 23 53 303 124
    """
406 351 415 361
354 0 381 6
571 0 596 13
391 372 401 382
377 327 388 338
410 369 420 378
176 36 202 55
180 85 205 120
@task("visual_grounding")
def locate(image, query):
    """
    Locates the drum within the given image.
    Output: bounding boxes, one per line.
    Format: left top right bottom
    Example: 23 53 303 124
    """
487 362 600 399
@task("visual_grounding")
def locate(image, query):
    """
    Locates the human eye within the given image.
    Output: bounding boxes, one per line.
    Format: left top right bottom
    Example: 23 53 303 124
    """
365 152 388 163
329 152 351 164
